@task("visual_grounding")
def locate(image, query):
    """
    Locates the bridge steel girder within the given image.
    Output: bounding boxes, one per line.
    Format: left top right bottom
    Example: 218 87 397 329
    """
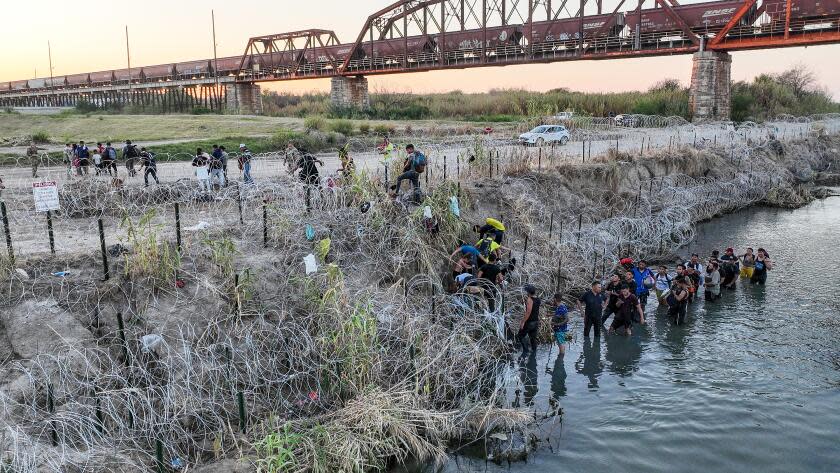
237 29 342 81
709 29 840 51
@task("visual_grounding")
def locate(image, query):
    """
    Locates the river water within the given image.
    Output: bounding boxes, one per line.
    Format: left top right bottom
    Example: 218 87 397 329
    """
424 196 840 472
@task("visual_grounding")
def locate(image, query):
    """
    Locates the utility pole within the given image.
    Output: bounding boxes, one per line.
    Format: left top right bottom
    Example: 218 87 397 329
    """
125 26 133 101
47 41 55 94
212 10 220 90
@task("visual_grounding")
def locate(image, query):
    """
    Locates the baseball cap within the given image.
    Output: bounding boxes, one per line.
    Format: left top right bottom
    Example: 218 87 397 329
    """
239 144 246 149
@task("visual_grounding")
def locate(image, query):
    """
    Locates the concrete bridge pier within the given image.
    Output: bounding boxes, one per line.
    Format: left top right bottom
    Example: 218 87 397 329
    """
225 83 263 115
330 76 370 110
689 51 731 122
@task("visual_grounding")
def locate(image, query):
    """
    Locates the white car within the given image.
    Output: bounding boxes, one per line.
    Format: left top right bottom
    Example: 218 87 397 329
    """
518 125 570 146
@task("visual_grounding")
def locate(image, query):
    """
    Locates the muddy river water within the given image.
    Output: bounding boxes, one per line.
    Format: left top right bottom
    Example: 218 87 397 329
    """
415 195 840 472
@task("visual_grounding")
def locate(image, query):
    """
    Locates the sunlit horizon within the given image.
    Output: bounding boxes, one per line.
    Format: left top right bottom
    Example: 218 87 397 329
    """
2 0 838 98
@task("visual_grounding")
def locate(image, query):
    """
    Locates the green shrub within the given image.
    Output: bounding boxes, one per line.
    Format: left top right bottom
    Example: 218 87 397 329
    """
327 119 354 136
358 122 371 135
304 116 327 131
373 124 395 136
271 130 327 153
30 130 50 143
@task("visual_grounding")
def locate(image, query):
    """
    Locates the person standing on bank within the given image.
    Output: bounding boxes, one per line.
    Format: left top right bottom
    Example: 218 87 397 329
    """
518 285 541 355
26 141 46 178
577 281 607 338
238 144 254 184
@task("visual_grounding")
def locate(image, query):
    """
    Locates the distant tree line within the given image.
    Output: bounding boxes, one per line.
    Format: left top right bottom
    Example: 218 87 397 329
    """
260 66 837 122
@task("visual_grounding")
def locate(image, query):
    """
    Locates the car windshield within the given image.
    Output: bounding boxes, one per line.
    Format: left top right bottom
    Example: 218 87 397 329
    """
530 126 549 133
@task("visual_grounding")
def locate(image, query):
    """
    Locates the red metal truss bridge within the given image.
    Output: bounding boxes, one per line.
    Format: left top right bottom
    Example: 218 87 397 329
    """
1 0 838 101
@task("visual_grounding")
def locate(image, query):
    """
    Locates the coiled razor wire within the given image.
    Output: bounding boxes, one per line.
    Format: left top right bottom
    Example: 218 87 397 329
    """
0 115 837 471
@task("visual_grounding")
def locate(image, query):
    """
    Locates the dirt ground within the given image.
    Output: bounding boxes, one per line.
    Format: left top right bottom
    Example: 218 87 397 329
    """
0 118 836 262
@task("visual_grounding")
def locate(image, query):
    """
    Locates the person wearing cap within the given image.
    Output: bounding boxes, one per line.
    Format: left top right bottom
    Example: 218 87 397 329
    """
238 144 253 184
551 293 570 356
719 247 739 290
578 281 607 338
476 217 506 244
631 259 655 311
26 141 46 178
192 147 211 192
518 285 541 355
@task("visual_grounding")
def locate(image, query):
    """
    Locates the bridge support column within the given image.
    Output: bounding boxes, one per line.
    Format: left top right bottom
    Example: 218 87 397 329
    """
689 51 731 122
330 76 370 110
225 83 263 115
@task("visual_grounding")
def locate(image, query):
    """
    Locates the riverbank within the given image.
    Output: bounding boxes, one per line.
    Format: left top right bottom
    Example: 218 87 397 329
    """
0 125 837 471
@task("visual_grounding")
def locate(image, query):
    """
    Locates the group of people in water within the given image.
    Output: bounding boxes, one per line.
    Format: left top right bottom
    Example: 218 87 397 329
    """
448 219 774 357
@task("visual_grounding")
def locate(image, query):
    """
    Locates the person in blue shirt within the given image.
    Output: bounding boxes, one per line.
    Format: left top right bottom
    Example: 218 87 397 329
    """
449 244 489 274
632 259 655 312
551 294 570 357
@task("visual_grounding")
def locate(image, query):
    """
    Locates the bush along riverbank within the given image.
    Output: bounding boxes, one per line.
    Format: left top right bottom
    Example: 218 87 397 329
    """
0 126 837 471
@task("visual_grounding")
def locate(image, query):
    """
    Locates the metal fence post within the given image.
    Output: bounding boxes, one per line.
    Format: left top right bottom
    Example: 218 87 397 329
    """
98 218 109 280
1 201 13 265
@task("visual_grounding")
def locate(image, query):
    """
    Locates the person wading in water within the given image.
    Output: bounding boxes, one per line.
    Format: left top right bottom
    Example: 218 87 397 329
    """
750 248 773 285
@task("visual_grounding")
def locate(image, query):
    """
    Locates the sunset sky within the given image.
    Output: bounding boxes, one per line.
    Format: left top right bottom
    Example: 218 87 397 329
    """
2 0 838 97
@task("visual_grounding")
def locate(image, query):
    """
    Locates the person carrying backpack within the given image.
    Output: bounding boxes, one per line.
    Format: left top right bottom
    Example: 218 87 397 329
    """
390 144 426 200
103 142 118 176
653 265 672 303
123 140 139 177
139 148 159 186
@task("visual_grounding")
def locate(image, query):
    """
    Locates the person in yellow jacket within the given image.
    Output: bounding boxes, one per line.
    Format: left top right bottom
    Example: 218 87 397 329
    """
475 217 506 244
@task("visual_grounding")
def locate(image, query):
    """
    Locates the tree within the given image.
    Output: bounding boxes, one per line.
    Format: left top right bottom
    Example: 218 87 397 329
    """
775 65 815 97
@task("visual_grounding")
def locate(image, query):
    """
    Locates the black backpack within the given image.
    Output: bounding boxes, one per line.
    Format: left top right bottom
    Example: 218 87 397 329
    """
126 145 139 158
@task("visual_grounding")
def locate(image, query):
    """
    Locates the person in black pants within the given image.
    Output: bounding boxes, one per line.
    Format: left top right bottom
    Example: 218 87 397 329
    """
517 285 541 354
578 281 608 338
139 148 159 187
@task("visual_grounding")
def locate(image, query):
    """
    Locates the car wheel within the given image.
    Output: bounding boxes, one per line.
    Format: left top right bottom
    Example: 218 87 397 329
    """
560 136 569 145
535 137 545 147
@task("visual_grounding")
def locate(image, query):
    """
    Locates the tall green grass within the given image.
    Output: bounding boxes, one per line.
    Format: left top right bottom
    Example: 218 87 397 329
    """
260 68 838 122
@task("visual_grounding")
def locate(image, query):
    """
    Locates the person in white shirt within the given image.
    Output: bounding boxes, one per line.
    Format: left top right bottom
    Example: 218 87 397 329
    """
192 148 211 192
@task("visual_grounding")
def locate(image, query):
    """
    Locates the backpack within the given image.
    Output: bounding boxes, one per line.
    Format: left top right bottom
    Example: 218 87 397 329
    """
476 238 493 257
412 152 427 173
126 145 139 158
107 147 117 160
666 291 678 307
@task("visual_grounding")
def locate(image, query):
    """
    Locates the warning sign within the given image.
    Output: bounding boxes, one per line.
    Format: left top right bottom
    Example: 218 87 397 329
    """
32 181 60 212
